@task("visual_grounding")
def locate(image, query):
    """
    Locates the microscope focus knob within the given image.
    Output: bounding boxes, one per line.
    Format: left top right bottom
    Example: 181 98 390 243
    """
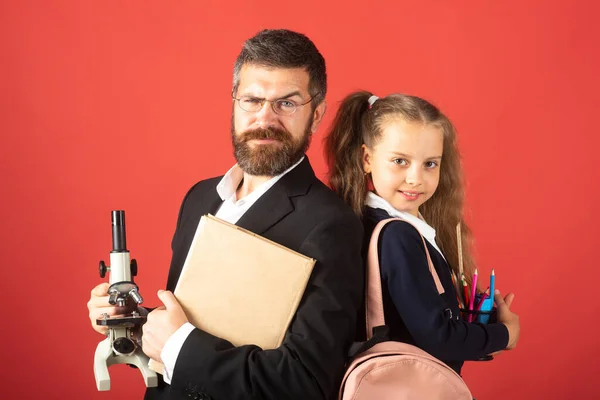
99 261 107 278
131 259 138 277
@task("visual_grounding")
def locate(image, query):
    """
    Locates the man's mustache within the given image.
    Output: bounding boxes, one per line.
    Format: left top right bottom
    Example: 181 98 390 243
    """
239 128 292 142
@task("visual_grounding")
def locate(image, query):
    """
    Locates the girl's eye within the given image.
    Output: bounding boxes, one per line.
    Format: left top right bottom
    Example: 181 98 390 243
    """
425 161 439 168
392 158 408 166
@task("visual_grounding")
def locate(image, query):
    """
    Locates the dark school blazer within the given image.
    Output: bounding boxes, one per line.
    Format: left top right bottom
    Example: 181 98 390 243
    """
144 157 364 400
360 206 509 375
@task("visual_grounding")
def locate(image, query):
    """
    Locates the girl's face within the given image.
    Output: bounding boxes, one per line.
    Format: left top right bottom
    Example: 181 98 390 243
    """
363 118 444 217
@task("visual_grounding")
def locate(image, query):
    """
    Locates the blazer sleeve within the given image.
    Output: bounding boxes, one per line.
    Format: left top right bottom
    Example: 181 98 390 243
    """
378 221 509 361
169 213 364 400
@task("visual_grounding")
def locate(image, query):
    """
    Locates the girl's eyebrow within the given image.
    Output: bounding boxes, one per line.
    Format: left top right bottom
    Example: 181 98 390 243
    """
389 152 442 160
389 151 411 157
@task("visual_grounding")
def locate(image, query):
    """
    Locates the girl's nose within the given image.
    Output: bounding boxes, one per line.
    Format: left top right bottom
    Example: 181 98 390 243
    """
405 166 423 186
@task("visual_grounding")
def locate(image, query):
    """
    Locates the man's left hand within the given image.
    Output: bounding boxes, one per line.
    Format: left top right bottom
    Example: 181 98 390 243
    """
142 290 189 362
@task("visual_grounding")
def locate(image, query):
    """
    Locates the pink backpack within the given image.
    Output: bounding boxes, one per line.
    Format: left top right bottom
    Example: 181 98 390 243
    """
338 218 472 400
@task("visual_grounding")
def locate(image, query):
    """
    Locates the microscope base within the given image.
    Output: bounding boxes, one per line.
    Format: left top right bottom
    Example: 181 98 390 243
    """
94 336 158 391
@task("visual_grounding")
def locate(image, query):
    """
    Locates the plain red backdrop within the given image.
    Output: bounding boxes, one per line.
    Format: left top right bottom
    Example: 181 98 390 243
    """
1 1 598 399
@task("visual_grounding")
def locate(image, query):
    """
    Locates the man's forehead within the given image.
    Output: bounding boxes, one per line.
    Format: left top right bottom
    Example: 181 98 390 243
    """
237 64 310 96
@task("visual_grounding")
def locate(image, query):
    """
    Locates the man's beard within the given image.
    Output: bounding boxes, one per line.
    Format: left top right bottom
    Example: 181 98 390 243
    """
232 119 312 176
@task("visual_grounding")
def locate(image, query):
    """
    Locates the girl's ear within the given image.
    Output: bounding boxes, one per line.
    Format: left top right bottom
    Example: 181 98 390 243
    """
362 144 372 174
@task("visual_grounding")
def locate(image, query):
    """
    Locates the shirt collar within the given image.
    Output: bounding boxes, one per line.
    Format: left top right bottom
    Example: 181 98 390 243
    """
365 191 439 249
216 156 305 201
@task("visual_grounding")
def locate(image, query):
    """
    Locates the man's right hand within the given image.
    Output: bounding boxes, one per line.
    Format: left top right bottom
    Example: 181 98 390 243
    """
87 282 136 335
494 290 520 350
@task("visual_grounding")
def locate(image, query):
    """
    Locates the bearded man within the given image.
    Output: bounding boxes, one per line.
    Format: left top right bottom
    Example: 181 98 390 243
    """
87 29 363 400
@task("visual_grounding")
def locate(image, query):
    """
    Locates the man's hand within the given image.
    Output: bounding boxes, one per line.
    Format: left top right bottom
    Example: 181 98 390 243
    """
87 282 136 335
142 290 189 362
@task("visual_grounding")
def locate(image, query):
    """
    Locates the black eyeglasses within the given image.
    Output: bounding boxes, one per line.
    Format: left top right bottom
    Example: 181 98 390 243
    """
232 93 319 116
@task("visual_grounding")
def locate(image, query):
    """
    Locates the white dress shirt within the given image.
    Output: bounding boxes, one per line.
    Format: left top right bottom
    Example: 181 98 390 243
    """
159 157 304 384
365 191 445 259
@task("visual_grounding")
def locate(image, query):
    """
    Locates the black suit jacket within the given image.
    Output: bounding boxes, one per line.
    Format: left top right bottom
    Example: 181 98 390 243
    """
144 157 364 400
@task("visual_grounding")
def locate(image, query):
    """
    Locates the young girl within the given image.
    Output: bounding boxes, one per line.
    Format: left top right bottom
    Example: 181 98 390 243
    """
325 91 520 374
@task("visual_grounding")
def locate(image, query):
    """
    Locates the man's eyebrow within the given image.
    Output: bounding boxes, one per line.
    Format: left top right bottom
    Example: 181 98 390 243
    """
240 91 304 100
277 91 303 100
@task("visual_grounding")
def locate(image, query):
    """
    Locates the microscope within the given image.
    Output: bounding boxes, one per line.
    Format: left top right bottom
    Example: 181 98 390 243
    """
93 210 158 391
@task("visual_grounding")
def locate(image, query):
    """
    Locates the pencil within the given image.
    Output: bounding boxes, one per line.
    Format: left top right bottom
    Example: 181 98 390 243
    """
456 223 464 277
490 269 495 300
468 268 478 322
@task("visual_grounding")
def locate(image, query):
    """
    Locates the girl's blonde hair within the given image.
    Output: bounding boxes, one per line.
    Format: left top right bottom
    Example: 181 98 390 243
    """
324 91 476 284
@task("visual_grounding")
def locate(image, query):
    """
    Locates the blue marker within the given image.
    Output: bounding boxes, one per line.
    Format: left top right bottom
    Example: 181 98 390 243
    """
477 269 495 324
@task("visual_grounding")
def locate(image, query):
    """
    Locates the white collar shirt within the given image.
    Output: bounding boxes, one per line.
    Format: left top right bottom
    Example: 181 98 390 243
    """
365 191 445 259
214 156 305 224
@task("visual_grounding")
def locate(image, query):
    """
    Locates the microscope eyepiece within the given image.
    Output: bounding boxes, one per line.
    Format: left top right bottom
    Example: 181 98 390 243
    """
111 210 127 251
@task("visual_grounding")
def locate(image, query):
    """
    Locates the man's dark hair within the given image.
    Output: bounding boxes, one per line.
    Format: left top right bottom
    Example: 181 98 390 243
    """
233 29 327 107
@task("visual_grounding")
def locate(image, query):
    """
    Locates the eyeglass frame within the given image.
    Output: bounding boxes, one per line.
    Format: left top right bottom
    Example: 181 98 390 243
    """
231 91 321 116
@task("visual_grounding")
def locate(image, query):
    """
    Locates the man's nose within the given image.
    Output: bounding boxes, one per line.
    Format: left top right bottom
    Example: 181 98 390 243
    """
254 101 279 128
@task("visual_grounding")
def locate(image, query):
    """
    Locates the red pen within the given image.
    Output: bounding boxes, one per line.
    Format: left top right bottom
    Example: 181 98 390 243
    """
461 274 469 309
475 287 490 313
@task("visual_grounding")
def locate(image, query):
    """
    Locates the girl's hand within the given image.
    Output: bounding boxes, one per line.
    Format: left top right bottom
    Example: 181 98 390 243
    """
494 290 520 350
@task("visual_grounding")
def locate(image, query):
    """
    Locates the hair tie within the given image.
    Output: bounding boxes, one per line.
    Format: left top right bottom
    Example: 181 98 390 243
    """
367 95 379 109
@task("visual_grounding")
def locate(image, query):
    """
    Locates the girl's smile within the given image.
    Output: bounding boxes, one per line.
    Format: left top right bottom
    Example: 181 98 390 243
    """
398 190 423 201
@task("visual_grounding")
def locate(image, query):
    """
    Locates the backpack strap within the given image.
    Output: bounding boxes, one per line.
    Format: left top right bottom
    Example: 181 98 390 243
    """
365 218 445 340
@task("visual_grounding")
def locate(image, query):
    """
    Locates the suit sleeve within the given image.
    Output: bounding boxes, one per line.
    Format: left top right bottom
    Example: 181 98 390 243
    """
169 213 364 400
379 221 508 361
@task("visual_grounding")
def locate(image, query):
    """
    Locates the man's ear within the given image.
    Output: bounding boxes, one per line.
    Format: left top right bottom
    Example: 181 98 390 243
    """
362 144 372 173
310 101 327 134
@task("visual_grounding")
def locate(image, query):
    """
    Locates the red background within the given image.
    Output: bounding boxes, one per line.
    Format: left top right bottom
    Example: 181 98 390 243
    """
1 1 598 399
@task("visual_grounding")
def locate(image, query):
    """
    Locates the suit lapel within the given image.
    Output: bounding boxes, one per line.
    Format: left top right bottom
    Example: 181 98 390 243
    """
198 185 225 217
182 182 224 237
235 157 314 235
166 180 224 291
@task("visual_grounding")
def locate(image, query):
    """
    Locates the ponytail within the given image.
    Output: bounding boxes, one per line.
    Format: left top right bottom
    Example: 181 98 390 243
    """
324 91 373 216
